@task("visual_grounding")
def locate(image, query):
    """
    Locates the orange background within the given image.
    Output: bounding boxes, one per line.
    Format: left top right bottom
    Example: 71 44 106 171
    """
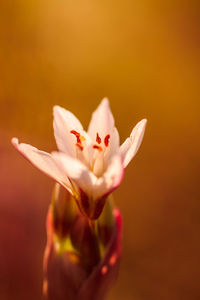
0 1 199 299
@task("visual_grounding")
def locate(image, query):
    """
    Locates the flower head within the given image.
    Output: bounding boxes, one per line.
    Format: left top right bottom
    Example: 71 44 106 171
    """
12 98 147 219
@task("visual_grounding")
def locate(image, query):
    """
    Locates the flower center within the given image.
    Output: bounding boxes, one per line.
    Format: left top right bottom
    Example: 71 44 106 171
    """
92 132 110 151
70 130 111 176
91 132 111 177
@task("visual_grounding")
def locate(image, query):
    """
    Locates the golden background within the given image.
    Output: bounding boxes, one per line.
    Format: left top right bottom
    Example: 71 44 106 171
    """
0 1 199 299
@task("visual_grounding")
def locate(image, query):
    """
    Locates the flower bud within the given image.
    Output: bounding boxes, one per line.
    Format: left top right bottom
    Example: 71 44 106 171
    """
70 215 100 272
43 208 87 300
52 183 77 239
78 189 106 220
77 209 122 300
97 196 115 246
43 185 122 300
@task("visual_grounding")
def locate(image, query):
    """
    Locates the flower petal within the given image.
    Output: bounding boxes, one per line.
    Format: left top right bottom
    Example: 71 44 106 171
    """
88 98 115 145
120 119 147 168
52 152 97 196
108 126 120 157
93 154 124 200
53 105 84 156
11 138 72 192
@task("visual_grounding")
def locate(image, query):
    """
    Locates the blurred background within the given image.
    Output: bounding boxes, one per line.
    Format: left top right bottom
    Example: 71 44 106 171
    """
0 1 199 299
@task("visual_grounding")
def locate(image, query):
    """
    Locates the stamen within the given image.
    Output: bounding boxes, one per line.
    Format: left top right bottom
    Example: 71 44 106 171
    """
70 130 85 151
70 130 81 143
76 143 84 151
96 132 101 144
93 145 103 151
104 134 110 147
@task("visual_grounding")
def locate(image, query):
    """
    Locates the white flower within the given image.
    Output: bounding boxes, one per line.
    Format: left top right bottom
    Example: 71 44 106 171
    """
12 98 147 219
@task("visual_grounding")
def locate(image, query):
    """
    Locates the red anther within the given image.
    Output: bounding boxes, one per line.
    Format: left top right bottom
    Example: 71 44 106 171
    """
96 132 101 144
93 145 103 151
104 134 110 147
70 130 80 137
70 130 81 143
76 143 84 151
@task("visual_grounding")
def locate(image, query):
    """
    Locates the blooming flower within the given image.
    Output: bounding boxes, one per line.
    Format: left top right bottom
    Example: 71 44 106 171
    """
12 98 147 219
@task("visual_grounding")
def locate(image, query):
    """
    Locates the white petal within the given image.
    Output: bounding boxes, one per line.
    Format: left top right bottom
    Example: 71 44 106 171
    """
52 152 97 196
11 138 72 192
93 154 124 199
109 126 120 156
53 105 83 156
120 119 147 168
88 98 115 144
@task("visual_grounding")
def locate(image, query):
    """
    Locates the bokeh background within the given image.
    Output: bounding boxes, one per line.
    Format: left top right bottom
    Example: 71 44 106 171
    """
0 1 199 299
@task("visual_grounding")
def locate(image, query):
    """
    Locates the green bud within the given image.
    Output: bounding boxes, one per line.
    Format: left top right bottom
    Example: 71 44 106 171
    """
70 216 100 273
52 183 77 239
97 195 116 247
